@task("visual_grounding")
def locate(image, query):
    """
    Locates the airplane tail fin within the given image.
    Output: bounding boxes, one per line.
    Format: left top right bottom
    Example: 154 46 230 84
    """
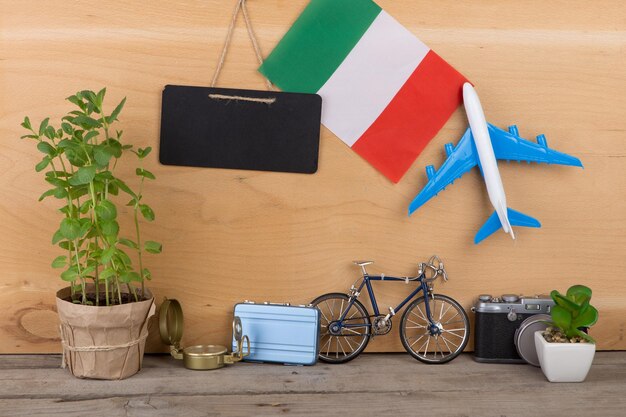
474 208 541 244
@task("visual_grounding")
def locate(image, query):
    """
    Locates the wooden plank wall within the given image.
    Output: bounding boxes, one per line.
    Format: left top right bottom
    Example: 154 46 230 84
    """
1 0 624 353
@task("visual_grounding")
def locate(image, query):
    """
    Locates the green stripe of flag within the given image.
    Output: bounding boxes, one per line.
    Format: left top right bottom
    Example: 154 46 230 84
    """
259 0 381 93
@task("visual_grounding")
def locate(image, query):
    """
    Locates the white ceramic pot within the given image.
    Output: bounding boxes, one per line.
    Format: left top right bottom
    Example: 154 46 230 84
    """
534 331 595 382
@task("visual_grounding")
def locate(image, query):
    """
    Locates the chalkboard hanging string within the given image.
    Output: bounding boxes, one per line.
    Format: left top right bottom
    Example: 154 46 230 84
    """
208 93 275 104
210 0 274 92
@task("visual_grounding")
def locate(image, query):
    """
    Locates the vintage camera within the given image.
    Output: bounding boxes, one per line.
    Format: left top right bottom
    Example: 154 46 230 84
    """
472 294 554 363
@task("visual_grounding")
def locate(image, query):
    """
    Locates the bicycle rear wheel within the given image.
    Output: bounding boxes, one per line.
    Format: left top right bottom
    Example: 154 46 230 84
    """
400 294 469 364
311 293 370 364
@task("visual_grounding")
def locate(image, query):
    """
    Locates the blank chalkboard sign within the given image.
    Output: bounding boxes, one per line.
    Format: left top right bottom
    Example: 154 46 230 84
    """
159 85 322 174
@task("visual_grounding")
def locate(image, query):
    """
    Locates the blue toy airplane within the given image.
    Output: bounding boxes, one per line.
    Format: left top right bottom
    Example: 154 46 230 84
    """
408 84 582 244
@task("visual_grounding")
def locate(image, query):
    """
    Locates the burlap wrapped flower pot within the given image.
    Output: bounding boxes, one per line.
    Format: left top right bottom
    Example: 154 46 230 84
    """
56 286 155 380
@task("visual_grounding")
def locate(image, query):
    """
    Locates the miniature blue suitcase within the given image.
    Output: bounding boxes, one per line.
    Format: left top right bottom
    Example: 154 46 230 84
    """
232 302 320 365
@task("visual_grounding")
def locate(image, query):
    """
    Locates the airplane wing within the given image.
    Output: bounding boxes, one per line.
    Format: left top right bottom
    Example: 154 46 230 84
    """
408 128 478 215
488 124 583 167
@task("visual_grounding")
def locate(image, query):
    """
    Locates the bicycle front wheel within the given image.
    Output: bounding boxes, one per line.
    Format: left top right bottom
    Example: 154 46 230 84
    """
400 294 469 364
311 293 371 364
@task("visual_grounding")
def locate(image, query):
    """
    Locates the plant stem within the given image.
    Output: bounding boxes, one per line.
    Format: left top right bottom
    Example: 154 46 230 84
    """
134 167 146 297
127 283 138 302
105 276 109 306
94 245 99 306
72 238 85 302
134 205 145 297
115 277 122 305
80 277 86 304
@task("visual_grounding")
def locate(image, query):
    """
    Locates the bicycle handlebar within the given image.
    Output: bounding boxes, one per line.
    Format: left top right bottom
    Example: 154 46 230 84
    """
420 255 448 283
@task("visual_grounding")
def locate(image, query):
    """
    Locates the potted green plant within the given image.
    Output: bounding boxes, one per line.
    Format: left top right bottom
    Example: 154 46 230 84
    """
534 284 598 382
20 88 161 379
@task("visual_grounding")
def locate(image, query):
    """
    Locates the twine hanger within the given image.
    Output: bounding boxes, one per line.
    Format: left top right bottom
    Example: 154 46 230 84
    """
209 0 276 104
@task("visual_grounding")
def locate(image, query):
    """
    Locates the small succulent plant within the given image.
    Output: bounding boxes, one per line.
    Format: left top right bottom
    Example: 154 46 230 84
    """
548 285 598 343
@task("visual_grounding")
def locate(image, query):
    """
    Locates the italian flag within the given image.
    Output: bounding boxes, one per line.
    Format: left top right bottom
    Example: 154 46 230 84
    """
260 0 467 183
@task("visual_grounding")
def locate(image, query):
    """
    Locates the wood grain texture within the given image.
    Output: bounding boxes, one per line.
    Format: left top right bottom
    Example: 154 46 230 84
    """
1 0 625 353
1 353 626 416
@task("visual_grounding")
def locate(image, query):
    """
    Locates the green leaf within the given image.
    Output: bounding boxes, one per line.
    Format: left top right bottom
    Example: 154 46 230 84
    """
118 238 138 249
68 185 89 200
60 266 79 282
38 189 57 201
566 285 592 305
80 90 97 106
59 241 73 251
20 134 39 140
61 122 73 135
550 290 580 313
44 125 56 140
114 179 136 198
38 118 50 136
45 170 70 178
92 179 105 193
67 94 86 111
53 187 68 199
64 147 87 167
80 265 95 278
107 97 126 124
83 130 99 143
95 170 114 181
99 268 116 281
108 181 119 196
79 218 92 237
95 199 117 221
139 204 155 221
137 147 152 159
72 115 101 129
36 141 55 156
51 256 67 268
45 176 69 188
573 328 596 343
79 200 92 214
100 246 117 264
35 157 51 172
136 168 156 180
572 305 599 329
551 305 572 333
101 220 119 237
102 139 122 157
93 145 113 166
69 165 96 185
119 271 141 283
96 88 106 109
58 203 78 215
144 241 162 254
142 268 152 280
21 116 33 131
115 248 132 267
52 229 64 244
60 218 82 240
56 139 73 149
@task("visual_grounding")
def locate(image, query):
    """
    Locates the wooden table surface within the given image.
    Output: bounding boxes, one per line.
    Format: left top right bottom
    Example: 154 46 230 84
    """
1 353 625 416
1 1 625 353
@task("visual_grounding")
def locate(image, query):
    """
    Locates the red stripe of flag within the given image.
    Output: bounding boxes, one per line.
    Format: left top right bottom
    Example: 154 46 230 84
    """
351 51 467 183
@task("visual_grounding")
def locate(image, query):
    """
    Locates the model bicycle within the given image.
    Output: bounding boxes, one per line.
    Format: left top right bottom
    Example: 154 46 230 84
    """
311 256 470 364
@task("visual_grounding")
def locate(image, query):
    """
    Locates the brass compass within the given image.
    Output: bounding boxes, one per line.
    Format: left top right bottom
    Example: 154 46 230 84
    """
159 298 249 370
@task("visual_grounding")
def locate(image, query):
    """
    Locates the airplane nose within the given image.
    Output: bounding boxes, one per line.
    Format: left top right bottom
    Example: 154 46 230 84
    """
462 82 473 95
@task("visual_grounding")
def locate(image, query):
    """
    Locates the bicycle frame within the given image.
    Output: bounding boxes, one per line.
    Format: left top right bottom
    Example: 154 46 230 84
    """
336 272 434 331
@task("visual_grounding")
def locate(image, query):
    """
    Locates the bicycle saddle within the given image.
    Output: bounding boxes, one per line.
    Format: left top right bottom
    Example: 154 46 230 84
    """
353 261 374 267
